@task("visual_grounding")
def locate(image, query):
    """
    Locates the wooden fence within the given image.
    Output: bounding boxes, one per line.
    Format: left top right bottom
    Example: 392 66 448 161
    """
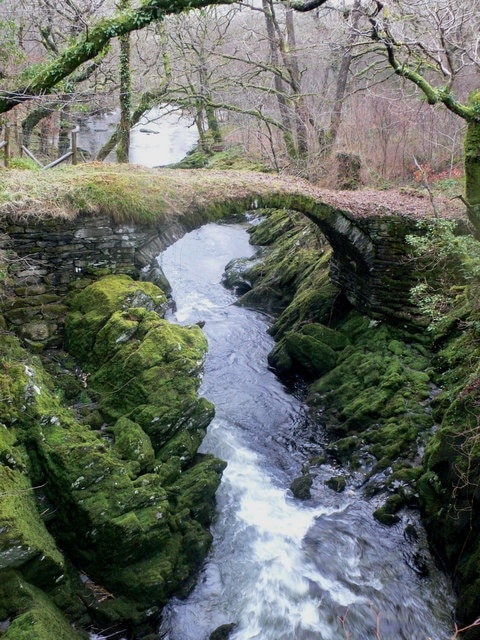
1 125 80 169
0 124 10 167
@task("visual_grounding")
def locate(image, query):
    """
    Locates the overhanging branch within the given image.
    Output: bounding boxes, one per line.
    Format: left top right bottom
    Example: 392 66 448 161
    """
0 0 235 115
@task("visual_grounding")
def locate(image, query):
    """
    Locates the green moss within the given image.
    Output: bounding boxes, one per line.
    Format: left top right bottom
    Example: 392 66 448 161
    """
65 277 212 454
325 476 346 492
300 323 350 350
373 497 402 526
170 455 227 526
307 315 434 463
113 417 155 473
237 210 336 326
0 572 86 640
284 331 337 377
0 269 225 632
171 144 268 172
326 436 359 462
53 274 225 624
0 466 64 585
290 474 313 499
267 340 293 373
465 95 480 223
66 274 166 317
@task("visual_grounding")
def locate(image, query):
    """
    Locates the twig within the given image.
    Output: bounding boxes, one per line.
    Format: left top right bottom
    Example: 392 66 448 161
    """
451 617 480 638
0 481 48 497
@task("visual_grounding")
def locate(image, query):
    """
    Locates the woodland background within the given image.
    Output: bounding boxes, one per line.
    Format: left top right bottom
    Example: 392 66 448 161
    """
0 0 478 188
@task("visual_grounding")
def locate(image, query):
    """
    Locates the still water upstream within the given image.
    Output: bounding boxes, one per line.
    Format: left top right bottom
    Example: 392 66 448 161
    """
155 222 455 640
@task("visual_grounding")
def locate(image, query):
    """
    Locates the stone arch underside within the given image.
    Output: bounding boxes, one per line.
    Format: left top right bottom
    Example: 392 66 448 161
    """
134 191 415 322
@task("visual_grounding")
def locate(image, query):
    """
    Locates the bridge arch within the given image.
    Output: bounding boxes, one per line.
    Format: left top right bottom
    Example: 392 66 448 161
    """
3 167 457 324
133 188 416 322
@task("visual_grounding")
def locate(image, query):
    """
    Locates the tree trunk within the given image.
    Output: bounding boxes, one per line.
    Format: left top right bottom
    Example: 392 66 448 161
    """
22 106 51 148
284 5 308 158
465 116 480 235
58 106 71 155
262 0 297 158
117 0 131 163
197 55 222 150
324 0 361 157
96 24 171 162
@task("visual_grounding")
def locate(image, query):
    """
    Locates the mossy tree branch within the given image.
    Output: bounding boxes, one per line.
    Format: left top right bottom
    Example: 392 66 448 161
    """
0 0 234 115
365 3 480 233
367 6 476 123
96 23 172 162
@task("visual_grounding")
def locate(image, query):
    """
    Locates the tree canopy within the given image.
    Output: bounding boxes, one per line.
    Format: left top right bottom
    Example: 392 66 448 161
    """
0 0 235 114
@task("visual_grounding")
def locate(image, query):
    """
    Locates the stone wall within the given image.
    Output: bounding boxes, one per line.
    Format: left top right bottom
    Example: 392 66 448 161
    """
0 213 194 345
305 205 421 324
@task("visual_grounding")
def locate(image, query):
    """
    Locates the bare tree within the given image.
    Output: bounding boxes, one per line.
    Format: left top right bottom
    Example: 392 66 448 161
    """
0 0 237 115
354 0 480 230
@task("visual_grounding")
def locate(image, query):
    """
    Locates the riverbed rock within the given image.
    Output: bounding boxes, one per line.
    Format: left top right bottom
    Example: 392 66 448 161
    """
222 257 256 294
290 474 313 500
209 623 238 640
325 475 346 492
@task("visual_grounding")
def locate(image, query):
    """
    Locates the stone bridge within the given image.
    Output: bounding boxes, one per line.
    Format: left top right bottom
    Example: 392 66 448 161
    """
0 168 465 333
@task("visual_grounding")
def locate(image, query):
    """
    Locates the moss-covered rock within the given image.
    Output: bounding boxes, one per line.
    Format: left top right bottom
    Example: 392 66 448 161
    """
0 272 225 636
373 494 404 526
283 331 337 377
0 571 87 640
65 274 168 362
325 476 346 493
416 289 480 631
113 416 155 473
290 474 313 500
300 323 350 351
237 210 337 324
308 313 434 465
57 275 224 625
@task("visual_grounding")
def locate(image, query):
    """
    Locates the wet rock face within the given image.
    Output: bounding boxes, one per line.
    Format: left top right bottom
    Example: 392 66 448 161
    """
0 274 225 636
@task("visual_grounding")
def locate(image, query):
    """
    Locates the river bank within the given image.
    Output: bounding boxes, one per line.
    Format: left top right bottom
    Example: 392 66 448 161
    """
224 209 480 638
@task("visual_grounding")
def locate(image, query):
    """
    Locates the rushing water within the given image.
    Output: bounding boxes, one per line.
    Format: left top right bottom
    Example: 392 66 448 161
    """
156 222 455 640
78 106 197 166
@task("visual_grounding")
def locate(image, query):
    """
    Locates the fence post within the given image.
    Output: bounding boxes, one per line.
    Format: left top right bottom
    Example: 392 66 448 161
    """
4 124 10 168
71 126 79 165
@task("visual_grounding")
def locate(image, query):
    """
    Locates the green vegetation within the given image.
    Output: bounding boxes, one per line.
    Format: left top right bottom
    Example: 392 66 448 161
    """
171 143 268 172
0 273 225 636
406 220 480 631
236 208 480 632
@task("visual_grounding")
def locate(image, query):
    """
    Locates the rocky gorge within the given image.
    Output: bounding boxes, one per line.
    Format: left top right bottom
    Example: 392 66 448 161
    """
0 164 479 638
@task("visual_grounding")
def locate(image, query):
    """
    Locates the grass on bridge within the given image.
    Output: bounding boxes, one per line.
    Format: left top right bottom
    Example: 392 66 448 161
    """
0 163 466 224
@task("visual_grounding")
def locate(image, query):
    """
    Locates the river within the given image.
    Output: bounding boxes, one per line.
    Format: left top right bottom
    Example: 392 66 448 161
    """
78 106 198 166
154 221 455 640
